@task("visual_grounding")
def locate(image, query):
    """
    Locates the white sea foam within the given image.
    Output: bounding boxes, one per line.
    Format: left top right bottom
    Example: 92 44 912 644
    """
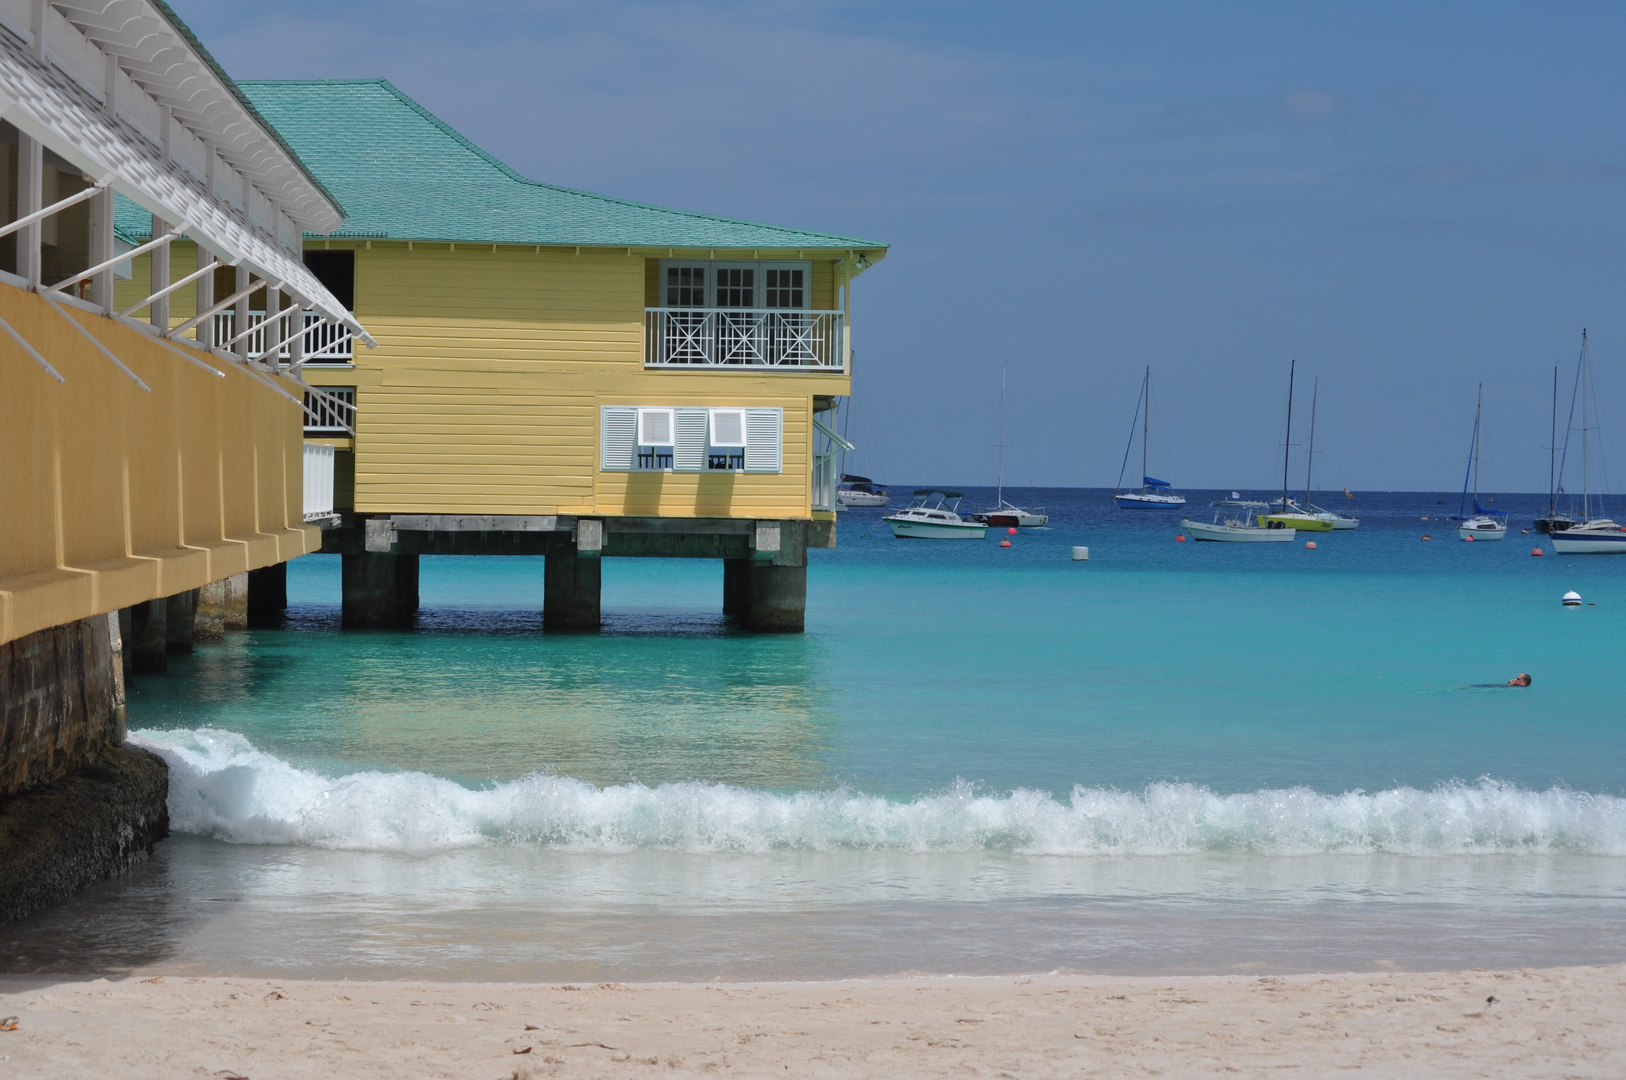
132 727 1626 855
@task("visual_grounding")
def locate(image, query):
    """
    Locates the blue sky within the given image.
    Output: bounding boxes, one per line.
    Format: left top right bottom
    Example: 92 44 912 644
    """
176 1 1626 493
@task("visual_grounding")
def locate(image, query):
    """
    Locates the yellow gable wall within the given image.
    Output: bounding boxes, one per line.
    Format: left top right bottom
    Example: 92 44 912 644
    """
330 243 853 519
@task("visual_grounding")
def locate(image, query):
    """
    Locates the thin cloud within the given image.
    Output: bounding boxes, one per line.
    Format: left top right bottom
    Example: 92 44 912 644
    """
1377 83 1431 116
1279 88 1344 124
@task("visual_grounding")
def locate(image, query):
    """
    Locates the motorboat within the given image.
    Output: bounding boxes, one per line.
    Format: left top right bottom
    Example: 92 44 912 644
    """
1452 383 1508 541
1182 500 1297 542
885 490 989 539
1114 366 1186 509
835 474 890 508
1548 332 1625 553
972 365 1047 527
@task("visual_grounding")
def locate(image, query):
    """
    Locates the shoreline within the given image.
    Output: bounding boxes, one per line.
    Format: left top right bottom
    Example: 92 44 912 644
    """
4 964 1623 1077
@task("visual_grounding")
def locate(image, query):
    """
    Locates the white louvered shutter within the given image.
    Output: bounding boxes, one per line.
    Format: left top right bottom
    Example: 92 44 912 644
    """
638 407 676 446
743 408 783 473
674 408 709 471
709 408 747 447
600 406 636 471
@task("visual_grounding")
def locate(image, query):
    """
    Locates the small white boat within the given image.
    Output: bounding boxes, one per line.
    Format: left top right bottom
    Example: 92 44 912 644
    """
1452 384 1508 542
836 474 890 508
1551 519 1626 553
1182 500 1297 542
1114 366 1186 510
885 490 989 539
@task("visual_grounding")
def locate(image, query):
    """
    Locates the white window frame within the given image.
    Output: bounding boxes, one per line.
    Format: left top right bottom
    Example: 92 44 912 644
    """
708 407 748 447
658 260 812 309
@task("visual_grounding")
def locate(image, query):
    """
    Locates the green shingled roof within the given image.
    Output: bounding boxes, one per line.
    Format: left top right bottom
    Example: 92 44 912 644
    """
226 79 885 252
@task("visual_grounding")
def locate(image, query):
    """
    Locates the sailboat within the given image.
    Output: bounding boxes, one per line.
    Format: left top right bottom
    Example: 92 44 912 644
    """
1260 361 1332 531
1454 383 1508 541
1534 363 1576 534
1268 378 1357 529
1114 367 1186 509
1550 330 1626 553
972 365 1047 527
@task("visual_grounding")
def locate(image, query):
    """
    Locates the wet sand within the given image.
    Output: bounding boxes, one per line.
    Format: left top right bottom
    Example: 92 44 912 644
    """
1 965 1623 1077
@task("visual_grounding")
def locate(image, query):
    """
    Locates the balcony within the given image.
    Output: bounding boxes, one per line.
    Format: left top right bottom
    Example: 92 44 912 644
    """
303 386 356 435
213 310 353 363
645 308 845 370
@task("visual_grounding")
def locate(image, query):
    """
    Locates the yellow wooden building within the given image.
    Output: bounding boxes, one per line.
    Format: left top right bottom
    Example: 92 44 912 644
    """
177 79 887 631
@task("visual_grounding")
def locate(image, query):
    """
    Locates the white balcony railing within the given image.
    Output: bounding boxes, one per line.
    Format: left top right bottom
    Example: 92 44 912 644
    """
303 442 335 522
645 308 845 369
303 386 355 435
812 450 840 512
213 310 353 363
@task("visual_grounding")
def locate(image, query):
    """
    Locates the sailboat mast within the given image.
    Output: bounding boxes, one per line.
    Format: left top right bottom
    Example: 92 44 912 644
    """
1304 378 1319 506
1549 364 1559 518
1581 330 1590 521
995 364 1006 508
1142 366 1150 493
1473 383 1483 506
1282 359 1296 509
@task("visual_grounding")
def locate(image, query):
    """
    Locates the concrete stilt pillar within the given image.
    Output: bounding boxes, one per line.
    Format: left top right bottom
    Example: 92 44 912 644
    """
223 573 248 630
128 599 167 673
742 521 807 633
722 557 752 618
194 580 225 641
395 553 420 619
247 563 287 627
164 589 198 654
342 552 417 628
544 545 601 632
744 563 807 632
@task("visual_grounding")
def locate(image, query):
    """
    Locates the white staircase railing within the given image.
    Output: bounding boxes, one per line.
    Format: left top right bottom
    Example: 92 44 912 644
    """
645 308 845 369
213 310 353 362
303 386 355 434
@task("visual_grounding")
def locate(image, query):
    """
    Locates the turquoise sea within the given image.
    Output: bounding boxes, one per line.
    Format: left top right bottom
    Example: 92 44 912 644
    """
7 488 1626 980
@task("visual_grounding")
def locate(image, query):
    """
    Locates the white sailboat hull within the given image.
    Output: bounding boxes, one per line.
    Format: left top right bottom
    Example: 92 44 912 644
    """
836 490 890 508
1551 521 1626 553
1181 518 1297 542
1116 492 1186 509
1457 518 1508 541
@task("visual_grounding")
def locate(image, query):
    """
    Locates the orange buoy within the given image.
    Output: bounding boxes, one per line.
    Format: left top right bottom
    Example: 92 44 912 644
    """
1007 527 1017 535
1305 541 1317 549
999 539 1011 548
1176 534 1186 542
1422 516 1429 521
1464 535 1475 542
1532 548 1544 557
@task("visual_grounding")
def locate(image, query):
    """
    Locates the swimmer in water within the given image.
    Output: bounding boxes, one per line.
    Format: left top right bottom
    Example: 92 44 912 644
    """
1464 673 1532 688
1508 673 1532 686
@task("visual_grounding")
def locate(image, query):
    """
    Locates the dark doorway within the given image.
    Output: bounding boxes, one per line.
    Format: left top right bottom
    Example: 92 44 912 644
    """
304 250 355 311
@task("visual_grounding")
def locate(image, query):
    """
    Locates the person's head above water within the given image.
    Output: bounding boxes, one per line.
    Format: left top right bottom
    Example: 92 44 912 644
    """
1508 673 1532 687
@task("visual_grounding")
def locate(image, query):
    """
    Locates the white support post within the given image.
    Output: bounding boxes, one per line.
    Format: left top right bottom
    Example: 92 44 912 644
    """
233 263 250 360
263 284 281 366
102 53 118 118
150 214 169 329
16 134 40 287
29 0 45 59
287 303 304 368
195 238 213 347
91 185 114 314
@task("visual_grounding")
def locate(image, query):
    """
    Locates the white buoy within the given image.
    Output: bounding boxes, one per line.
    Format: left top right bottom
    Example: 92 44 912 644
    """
1072 546 1090 561
1563 590 1583 607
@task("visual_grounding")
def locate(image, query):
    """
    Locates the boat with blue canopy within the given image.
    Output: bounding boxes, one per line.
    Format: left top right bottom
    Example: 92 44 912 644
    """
1114 367 1186 509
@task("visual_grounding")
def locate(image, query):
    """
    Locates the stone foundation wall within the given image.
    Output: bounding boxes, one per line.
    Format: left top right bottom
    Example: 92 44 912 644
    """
0 613 126 796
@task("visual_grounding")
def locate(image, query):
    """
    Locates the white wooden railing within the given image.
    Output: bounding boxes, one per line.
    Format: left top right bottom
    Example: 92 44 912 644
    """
812 450 840 512
645 308 845 369
213 310 353 362
303 386 355 435
303 442 335 522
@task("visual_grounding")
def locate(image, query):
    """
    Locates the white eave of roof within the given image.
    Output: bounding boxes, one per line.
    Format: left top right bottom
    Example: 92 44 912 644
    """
0 27 366 336
15 0 341 234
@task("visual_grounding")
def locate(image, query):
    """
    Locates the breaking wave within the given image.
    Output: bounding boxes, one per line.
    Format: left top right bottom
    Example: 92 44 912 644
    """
133 728 1626 856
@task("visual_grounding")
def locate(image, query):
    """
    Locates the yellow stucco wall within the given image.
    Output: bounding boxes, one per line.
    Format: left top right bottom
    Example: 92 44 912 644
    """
315 242 860 519
0 282 317 647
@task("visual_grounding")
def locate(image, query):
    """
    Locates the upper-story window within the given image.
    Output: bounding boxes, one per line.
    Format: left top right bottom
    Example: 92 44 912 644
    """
661 260 809 310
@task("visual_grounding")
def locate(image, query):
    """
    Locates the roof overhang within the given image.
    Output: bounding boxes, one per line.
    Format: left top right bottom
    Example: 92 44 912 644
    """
0 28 367 338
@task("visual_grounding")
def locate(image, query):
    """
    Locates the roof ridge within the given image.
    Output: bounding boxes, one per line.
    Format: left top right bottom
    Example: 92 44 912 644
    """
238 78 883 248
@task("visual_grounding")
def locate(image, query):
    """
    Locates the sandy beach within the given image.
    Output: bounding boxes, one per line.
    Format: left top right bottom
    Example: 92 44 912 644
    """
0 965 1620 1078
